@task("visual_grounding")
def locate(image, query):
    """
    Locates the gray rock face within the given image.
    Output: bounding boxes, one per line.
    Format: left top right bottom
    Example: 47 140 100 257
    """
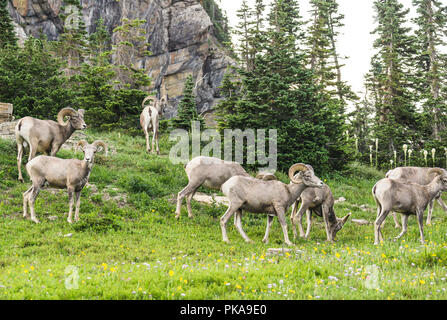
7 0 234 119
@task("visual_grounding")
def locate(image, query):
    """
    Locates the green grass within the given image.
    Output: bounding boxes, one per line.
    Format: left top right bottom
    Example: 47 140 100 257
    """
1 132 447 300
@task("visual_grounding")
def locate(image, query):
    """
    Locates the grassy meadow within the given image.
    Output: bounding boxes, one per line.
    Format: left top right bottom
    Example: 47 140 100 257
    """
1 132 447 300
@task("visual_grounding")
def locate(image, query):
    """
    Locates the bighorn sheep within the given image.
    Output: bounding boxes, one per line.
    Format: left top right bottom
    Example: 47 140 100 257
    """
23 140 107 224
220 164 324 246
290 183 351 242
386 167 447 226
140 95 167 155
175 156 251 219
15 108 87 182
372 168 447 244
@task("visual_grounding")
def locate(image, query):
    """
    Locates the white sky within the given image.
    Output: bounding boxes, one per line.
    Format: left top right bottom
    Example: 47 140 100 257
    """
219 0 418 97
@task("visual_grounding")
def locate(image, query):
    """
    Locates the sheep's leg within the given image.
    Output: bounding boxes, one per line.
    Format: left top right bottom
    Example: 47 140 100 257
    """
67 188 75 224
322 205 333 243
275 206 293 246
416 210 425 244
262 215 274 244
74 191 81 222
22 186 33 218
290 200 299 220
186 190 197 219
155 128 160 155
144 128 151 153
392 212 401 229
28 140 38 161
305 210 313 239
374 209 390 245
151 128 156 154
175 180 202 219
28 184 42 224
17 142 24 182
220 202 242 244
292 202 308 239
382 212 400 229
395 214 409 240
426 198 435 225
436 196 447 213
234 210 253 243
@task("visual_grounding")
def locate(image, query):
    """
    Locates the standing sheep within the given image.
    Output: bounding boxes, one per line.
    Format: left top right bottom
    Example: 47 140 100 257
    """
15 108 87 182
175 156 251 219
386 167 447 226
290 184 351 242
220 163 323 245
23 140 107 224
372 168 447 244
140 95 167 155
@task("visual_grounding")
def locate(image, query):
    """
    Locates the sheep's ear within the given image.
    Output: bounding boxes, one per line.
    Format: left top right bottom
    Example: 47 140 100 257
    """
78 109 85 117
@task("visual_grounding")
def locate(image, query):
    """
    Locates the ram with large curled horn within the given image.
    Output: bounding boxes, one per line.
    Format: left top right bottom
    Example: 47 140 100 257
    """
290 164 350 243
15 107 87 182
372 167 447 245
220 163 324 246
23 140 107 224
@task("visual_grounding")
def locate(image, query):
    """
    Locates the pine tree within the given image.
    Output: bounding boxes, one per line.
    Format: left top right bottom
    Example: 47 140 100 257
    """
366 0 420 166
218 0 349 173
112 18 151 89
306 0 356 107
0 0 17 48
413 0 447 141
0 37 75 119
56 0 88 76
172 75 204 131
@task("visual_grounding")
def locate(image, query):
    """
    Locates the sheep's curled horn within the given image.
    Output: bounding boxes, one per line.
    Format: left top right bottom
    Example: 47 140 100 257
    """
75 140 88 153
92 140 108 156
288 163 309 184
57 108 78 126
142 96 156 108
428 168 445 176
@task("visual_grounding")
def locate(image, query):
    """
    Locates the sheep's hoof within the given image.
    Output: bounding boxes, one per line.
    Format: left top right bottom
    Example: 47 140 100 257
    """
18 178 24 183
262 238 269 244
175 214 180 220
223 239 230 244
31 218 40 224
245 239 254 244
285 241 295 247
188 214 194 219
67 219 73 224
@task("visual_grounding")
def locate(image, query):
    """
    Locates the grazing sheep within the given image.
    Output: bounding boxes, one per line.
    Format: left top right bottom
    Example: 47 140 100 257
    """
15 108 87 182
290 184 351 242
140 95 167 155
175 156 251 219
372 168 447 244
220 163 323 246
386 167 447 226
23 140 107 224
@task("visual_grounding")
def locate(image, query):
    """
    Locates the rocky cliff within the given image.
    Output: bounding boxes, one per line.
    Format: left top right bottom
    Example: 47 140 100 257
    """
7 0 234 119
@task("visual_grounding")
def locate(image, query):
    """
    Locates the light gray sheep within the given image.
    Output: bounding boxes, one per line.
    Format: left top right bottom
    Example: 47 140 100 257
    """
386 167 447 226
220 163 323 246
23 140 107 224
15 108 87 182
140 95 167 155
372 168 447 244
